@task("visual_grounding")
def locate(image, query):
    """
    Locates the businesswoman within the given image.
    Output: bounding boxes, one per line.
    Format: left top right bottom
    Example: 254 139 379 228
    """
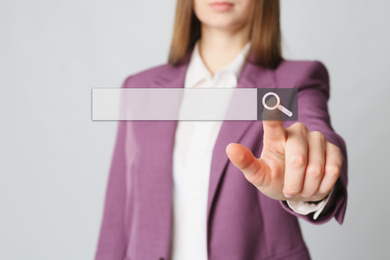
96 0 348 259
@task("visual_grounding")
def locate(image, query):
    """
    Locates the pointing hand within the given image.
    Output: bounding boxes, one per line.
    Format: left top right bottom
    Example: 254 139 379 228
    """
226 120 342 202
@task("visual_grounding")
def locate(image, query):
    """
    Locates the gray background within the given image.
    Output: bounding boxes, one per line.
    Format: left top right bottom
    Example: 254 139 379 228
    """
1 0 389 259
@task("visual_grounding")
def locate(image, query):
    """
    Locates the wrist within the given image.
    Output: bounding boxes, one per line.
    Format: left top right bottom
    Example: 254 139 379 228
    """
306 193 330 204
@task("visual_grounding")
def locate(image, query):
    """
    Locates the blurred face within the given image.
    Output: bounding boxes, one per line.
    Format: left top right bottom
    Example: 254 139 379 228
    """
193 0 254 32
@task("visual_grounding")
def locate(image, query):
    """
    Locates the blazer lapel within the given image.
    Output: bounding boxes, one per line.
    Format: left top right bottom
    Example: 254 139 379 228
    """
206 62 276 225
134 56 190 256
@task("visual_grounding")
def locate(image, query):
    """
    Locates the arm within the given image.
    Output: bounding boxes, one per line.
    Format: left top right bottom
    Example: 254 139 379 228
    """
95 77 132 260
281 61 348 224
226 61 348 225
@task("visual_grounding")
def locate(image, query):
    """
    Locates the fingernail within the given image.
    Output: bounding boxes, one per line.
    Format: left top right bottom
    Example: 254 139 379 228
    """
284 193 294 199
226 143 233 154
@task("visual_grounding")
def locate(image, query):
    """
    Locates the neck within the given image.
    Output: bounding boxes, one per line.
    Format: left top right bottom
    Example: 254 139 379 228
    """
199 25 250 75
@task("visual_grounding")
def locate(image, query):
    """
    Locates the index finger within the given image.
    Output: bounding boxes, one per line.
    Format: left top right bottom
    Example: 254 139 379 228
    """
262 120 286 145
261 97 286 144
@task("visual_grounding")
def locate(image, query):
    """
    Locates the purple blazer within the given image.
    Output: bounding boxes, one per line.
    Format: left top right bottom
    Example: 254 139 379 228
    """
95 56 348 260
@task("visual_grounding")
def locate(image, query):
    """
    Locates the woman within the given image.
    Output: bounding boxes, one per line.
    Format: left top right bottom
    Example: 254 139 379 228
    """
96 0 348 259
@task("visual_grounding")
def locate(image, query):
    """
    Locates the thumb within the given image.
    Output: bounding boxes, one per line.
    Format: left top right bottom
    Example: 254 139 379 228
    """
226 143 270 187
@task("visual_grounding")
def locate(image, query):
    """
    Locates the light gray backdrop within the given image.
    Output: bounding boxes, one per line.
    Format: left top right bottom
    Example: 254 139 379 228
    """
1 0 389 259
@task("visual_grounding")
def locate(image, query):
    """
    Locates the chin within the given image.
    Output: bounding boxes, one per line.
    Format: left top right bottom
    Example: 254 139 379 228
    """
204 18 244 31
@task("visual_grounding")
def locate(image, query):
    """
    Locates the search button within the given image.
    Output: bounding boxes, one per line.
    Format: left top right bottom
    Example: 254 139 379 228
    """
262 92 293 117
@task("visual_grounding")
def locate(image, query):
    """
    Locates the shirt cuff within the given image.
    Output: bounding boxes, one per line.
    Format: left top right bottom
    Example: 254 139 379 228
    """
286 188 334 220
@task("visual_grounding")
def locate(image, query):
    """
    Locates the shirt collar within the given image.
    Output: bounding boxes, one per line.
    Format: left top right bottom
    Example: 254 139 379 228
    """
184 41 251 89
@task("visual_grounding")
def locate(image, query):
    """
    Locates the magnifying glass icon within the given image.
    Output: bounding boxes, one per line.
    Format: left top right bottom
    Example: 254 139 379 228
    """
262 92 293 117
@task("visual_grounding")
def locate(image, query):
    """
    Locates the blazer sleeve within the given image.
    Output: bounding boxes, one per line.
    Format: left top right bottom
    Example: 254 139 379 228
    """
95 77 132 260
279 61 348 225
